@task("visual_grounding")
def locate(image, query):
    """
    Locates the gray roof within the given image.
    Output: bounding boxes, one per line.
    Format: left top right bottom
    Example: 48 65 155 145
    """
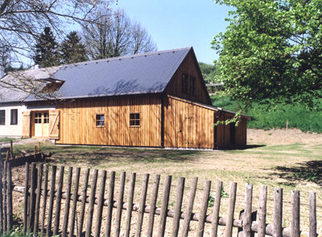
0 47 191 103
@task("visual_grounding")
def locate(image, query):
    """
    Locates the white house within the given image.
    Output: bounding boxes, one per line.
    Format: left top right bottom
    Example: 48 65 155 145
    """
0 66 60 138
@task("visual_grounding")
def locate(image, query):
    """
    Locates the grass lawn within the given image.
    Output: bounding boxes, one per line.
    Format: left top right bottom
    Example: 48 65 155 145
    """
0 137 17 143
9 129 322 235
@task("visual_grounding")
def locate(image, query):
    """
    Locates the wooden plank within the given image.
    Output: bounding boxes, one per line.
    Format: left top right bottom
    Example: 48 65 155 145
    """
46 165 57 237
28 163 36 231
69 167 80 237
309 192 316 237
33 164 43 235
273 188 283 237
197 180 211 237
62 167 73 237
257 185 267 237
40 164 49 236
23 162 30 235
53 166 65 235
94 170 107 237
0 149 3 234
224 182 237 237
146 174 160 237
243 184 253 237
2 161 6 232
171 177 185 237
181 177 198 237
6 162 12 231
291 190 300 237
114 172 126 237
78 168 90 237
158 175 172 237
125 173 136 237
85 169 98 237
136 174 149 237
105 171 115 237
211 181 223 237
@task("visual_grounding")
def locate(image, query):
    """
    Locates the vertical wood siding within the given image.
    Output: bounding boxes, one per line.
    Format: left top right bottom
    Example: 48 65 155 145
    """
56 95 161 147
165 51 211 105
164 97 214 149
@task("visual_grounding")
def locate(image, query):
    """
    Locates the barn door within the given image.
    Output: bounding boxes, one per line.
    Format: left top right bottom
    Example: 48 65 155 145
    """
22 111 31 138
49 110 60 139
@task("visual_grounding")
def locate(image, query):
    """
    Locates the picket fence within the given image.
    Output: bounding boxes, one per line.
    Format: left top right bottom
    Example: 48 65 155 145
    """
14 163 319 237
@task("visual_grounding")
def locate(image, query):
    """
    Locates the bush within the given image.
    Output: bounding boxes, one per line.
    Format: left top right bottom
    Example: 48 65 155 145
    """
211 93 322 133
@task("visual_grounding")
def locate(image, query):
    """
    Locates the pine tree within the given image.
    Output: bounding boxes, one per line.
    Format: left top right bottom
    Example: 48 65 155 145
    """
61 31 88 64
33 27 61 67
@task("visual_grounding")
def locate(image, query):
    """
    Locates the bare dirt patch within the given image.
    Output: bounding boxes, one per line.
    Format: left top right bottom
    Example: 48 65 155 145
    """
247 128 322 145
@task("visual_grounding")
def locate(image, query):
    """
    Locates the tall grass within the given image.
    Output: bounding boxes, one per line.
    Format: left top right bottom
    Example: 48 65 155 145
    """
211 93 322 133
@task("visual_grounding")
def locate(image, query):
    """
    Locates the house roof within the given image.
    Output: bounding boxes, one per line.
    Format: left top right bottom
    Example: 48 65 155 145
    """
168 95 252 119
0 47 191 103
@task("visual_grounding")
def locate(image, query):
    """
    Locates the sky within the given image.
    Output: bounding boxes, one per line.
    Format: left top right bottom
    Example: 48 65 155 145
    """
114 0 231 64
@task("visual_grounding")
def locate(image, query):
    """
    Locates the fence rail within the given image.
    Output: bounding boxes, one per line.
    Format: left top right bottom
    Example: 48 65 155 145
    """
17 163 319 237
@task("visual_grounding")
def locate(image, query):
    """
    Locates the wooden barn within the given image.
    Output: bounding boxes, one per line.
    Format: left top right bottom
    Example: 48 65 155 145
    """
0 47 249 149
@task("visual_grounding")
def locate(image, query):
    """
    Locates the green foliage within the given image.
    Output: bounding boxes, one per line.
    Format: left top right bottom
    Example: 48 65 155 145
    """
208 189 229 207
199 62 221 83
212 0 322 108
211 92 322 133
61 31 88 64
33 27 61 67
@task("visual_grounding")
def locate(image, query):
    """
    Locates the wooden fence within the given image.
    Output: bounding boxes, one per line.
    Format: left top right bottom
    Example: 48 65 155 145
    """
0 158 13 234
17 163 319 237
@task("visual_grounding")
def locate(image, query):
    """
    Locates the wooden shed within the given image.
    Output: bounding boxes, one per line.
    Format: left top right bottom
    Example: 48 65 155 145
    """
1 47 249 149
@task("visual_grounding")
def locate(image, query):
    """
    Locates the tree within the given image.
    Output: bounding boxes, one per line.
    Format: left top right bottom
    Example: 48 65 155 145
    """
61 31 88 64
33 27 60 67
199 62 221 83
212 0 322 108
0 0 111 63
83 9 157 59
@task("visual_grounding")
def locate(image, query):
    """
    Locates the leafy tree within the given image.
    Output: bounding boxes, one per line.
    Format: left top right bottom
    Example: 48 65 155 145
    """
199 62 221 83
33 27 60 67
83 9 157 59
212 0 322 108
61 31 88 64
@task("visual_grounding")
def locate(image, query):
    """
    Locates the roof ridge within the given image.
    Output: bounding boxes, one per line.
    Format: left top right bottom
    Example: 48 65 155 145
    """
59 47 192 68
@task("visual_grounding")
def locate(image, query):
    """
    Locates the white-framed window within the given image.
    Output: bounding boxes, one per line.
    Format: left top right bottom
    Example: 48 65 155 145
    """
10 109 18 125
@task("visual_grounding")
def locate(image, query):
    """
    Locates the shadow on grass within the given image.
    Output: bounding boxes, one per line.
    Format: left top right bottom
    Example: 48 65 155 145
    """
220 144 266 150
45 149 200 166
272 160 322 186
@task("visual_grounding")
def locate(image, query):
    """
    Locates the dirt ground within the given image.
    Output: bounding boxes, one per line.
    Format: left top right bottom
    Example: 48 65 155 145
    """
247 128 322 145
7 128 322 236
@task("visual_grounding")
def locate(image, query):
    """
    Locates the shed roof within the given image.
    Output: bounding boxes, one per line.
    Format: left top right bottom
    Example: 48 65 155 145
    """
0 47 191 103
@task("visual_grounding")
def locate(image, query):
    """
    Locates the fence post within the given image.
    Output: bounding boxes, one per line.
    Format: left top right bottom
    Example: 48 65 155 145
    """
28 163 37 231
273 188 283 237
3 161 7 233
23 163 30 235
0 148 3 234
309 192 316 237
6 162 12 231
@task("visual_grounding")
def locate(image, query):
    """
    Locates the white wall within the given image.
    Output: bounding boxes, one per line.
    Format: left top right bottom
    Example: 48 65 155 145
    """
0 104 27 137
0 103 57 137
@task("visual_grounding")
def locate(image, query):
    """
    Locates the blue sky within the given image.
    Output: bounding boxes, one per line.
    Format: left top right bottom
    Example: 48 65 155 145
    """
114 0 230 64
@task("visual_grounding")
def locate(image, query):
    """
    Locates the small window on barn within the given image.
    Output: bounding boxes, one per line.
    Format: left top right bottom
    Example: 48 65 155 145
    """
43 112 49 124
10 109 18 125
96 114 105 127
182 74 188 94
34 113 42 123
182 74 195 95
190 76 195 95
0 110 5 125
130 113 140 127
